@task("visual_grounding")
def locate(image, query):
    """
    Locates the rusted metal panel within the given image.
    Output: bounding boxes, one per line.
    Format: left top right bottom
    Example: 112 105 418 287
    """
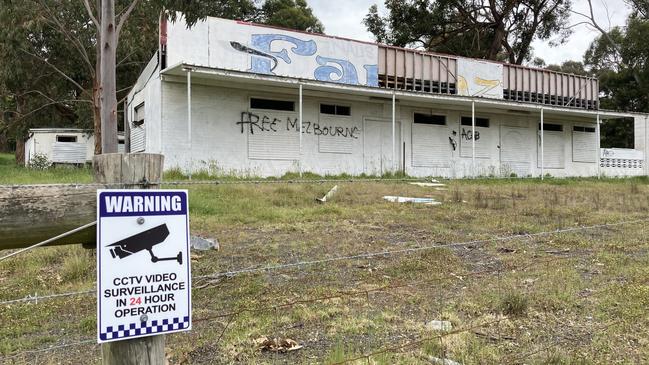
377 45 598 109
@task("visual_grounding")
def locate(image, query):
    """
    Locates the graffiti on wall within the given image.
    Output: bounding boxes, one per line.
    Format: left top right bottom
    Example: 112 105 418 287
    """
230 35 378 86
237 111 360 139
207 18 378 87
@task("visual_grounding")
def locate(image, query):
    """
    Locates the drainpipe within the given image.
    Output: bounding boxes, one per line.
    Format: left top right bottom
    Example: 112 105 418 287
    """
299 83 303 177
392 91 396 174
540 108 544 180
596 113 601 179
472 100 475 178
186 67 192 180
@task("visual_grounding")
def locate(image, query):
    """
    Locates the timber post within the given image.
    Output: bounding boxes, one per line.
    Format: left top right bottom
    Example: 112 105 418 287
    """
94 152 165 365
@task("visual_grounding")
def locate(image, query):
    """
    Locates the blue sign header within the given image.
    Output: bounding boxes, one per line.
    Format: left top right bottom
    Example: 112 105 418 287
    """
99 191 188 217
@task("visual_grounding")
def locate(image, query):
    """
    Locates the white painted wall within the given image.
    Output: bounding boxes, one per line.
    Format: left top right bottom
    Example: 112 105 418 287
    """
635 114 648 175
153 77 606 178
127 55 162 154
160 81 387 176
166 16 379 87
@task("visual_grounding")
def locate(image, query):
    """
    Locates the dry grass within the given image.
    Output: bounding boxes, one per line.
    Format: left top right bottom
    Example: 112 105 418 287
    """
1 177 648 364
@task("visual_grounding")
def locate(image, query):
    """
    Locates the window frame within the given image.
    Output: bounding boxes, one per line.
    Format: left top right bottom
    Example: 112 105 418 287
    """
460 116 490 128
413 112 447 126
55 135 78 143
319 103 352 117
249 96 296 112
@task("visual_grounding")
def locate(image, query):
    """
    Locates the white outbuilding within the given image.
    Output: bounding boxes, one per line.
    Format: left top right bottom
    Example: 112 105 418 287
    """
24 128 124 166
125 14 648 178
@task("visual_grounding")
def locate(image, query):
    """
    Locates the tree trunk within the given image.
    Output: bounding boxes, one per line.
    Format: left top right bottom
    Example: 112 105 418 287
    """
0 130 8 153
93 82 102 155
15 136 25 166
100 0 118 153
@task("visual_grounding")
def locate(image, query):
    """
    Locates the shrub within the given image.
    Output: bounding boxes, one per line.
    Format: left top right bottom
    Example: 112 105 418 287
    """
28 153 52 170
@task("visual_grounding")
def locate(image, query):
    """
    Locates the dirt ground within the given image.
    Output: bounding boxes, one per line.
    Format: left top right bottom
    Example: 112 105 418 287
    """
1 177 648 364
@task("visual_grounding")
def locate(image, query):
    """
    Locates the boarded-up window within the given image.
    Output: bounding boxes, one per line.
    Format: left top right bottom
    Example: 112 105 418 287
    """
411 124 451 167
572 125 597 162
538 126 565 168
460 117 490 158
317 114 355 154
131 103 145 152
245 112 299 160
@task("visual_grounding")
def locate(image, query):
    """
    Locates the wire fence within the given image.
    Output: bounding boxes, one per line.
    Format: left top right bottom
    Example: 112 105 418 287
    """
1 216 644 363
2 217 645 307
0 177 427 191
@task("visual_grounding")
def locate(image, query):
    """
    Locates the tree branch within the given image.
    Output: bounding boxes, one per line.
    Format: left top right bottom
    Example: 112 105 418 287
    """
116 0 140 38
19 48 91 98
82 0 100 30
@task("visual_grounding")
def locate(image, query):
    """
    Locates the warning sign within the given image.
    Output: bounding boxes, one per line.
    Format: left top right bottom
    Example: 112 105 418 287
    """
96 189 191 343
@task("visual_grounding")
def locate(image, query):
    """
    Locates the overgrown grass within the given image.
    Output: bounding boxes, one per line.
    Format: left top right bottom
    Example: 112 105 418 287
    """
0 153 92 184
1 156 649 364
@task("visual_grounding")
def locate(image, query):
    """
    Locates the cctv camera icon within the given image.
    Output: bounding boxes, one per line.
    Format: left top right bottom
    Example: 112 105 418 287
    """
107 224 182 265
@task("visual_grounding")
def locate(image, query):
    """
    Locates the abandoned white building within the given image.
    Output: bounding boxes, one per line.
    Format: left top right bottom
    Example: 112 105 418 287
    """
125 15 648 178
24 128 125 166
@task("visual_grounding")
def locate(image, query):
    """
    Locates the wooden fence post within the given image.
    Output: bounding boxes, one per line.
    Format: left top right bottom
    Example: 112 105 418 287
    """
94 152 165 365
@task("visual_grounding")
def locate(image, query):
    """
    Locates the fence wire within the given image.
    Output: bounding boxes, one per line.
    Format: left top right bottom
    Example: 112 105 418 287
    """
2 217 644 306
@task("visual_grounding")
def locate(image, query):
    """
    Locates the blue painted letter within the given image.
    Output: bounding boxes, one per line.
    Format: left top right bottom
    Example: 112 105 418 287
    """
249 34 317 74
313 56 359 85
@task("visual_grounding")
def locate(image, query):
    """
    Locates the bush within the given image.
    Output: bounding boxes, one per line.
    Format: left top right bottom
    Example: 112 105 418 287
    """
500 292 528 316
28 153 52 170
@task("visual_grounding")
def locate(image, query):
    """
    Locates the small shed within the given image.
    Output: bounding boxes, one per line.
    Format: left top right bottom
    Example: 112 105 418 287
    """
24 128 124 165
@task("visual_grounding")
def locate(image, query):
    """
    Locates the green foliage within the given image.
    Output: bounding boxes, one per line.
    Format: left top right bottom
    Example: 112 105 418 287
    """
27 152 51 170
0 0 324 152
364 0 572 64
259 0 323 33
500 292 528 316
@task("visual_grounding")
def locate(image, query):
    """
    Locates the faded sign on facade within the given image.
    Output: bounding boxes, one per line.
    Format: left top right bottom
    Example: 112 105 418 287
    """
206 18 379 87
457 59 503 99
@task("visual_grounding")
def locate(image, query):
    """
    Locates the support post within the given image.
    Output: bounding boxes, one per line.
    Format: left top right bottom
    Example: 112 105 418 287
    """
94 153 165 365
540 108 545 180
392 91 396 174
186 68 192 180
471 100 476 178
124 99 131 153
596 113 601 179
299 83 303 177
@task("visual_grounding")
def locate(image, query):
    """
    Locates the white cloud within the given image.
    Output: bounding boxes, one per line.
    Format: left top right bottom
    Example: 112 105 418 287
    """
308 0 631 65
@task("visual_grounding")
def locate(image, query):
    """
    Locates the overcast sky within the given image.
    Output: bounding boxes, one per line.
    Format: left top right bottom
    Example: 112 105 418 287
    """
308 0 631 65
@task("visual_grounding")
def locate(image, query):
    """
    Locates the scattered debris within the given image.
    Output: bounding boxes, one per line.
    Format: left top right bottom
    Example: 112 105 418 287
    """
497 247 516 253
545 248 570 255
254 337 303 352
383 196 442 205
522 278 537 286
191 235 220 251
428 356 461 365
473 330 516 342
409 182 447 188
316 185 338 203
426 320 452 332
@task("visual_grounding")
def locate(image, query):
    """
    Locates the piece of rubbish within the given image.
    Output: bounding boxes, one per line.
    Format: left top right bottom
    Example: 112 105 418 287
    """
409 182 447 187
426 320 452 332
254 337 303 352
428 356 461 365
316 185 338 203
383 196 442 205
190 235 220 251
